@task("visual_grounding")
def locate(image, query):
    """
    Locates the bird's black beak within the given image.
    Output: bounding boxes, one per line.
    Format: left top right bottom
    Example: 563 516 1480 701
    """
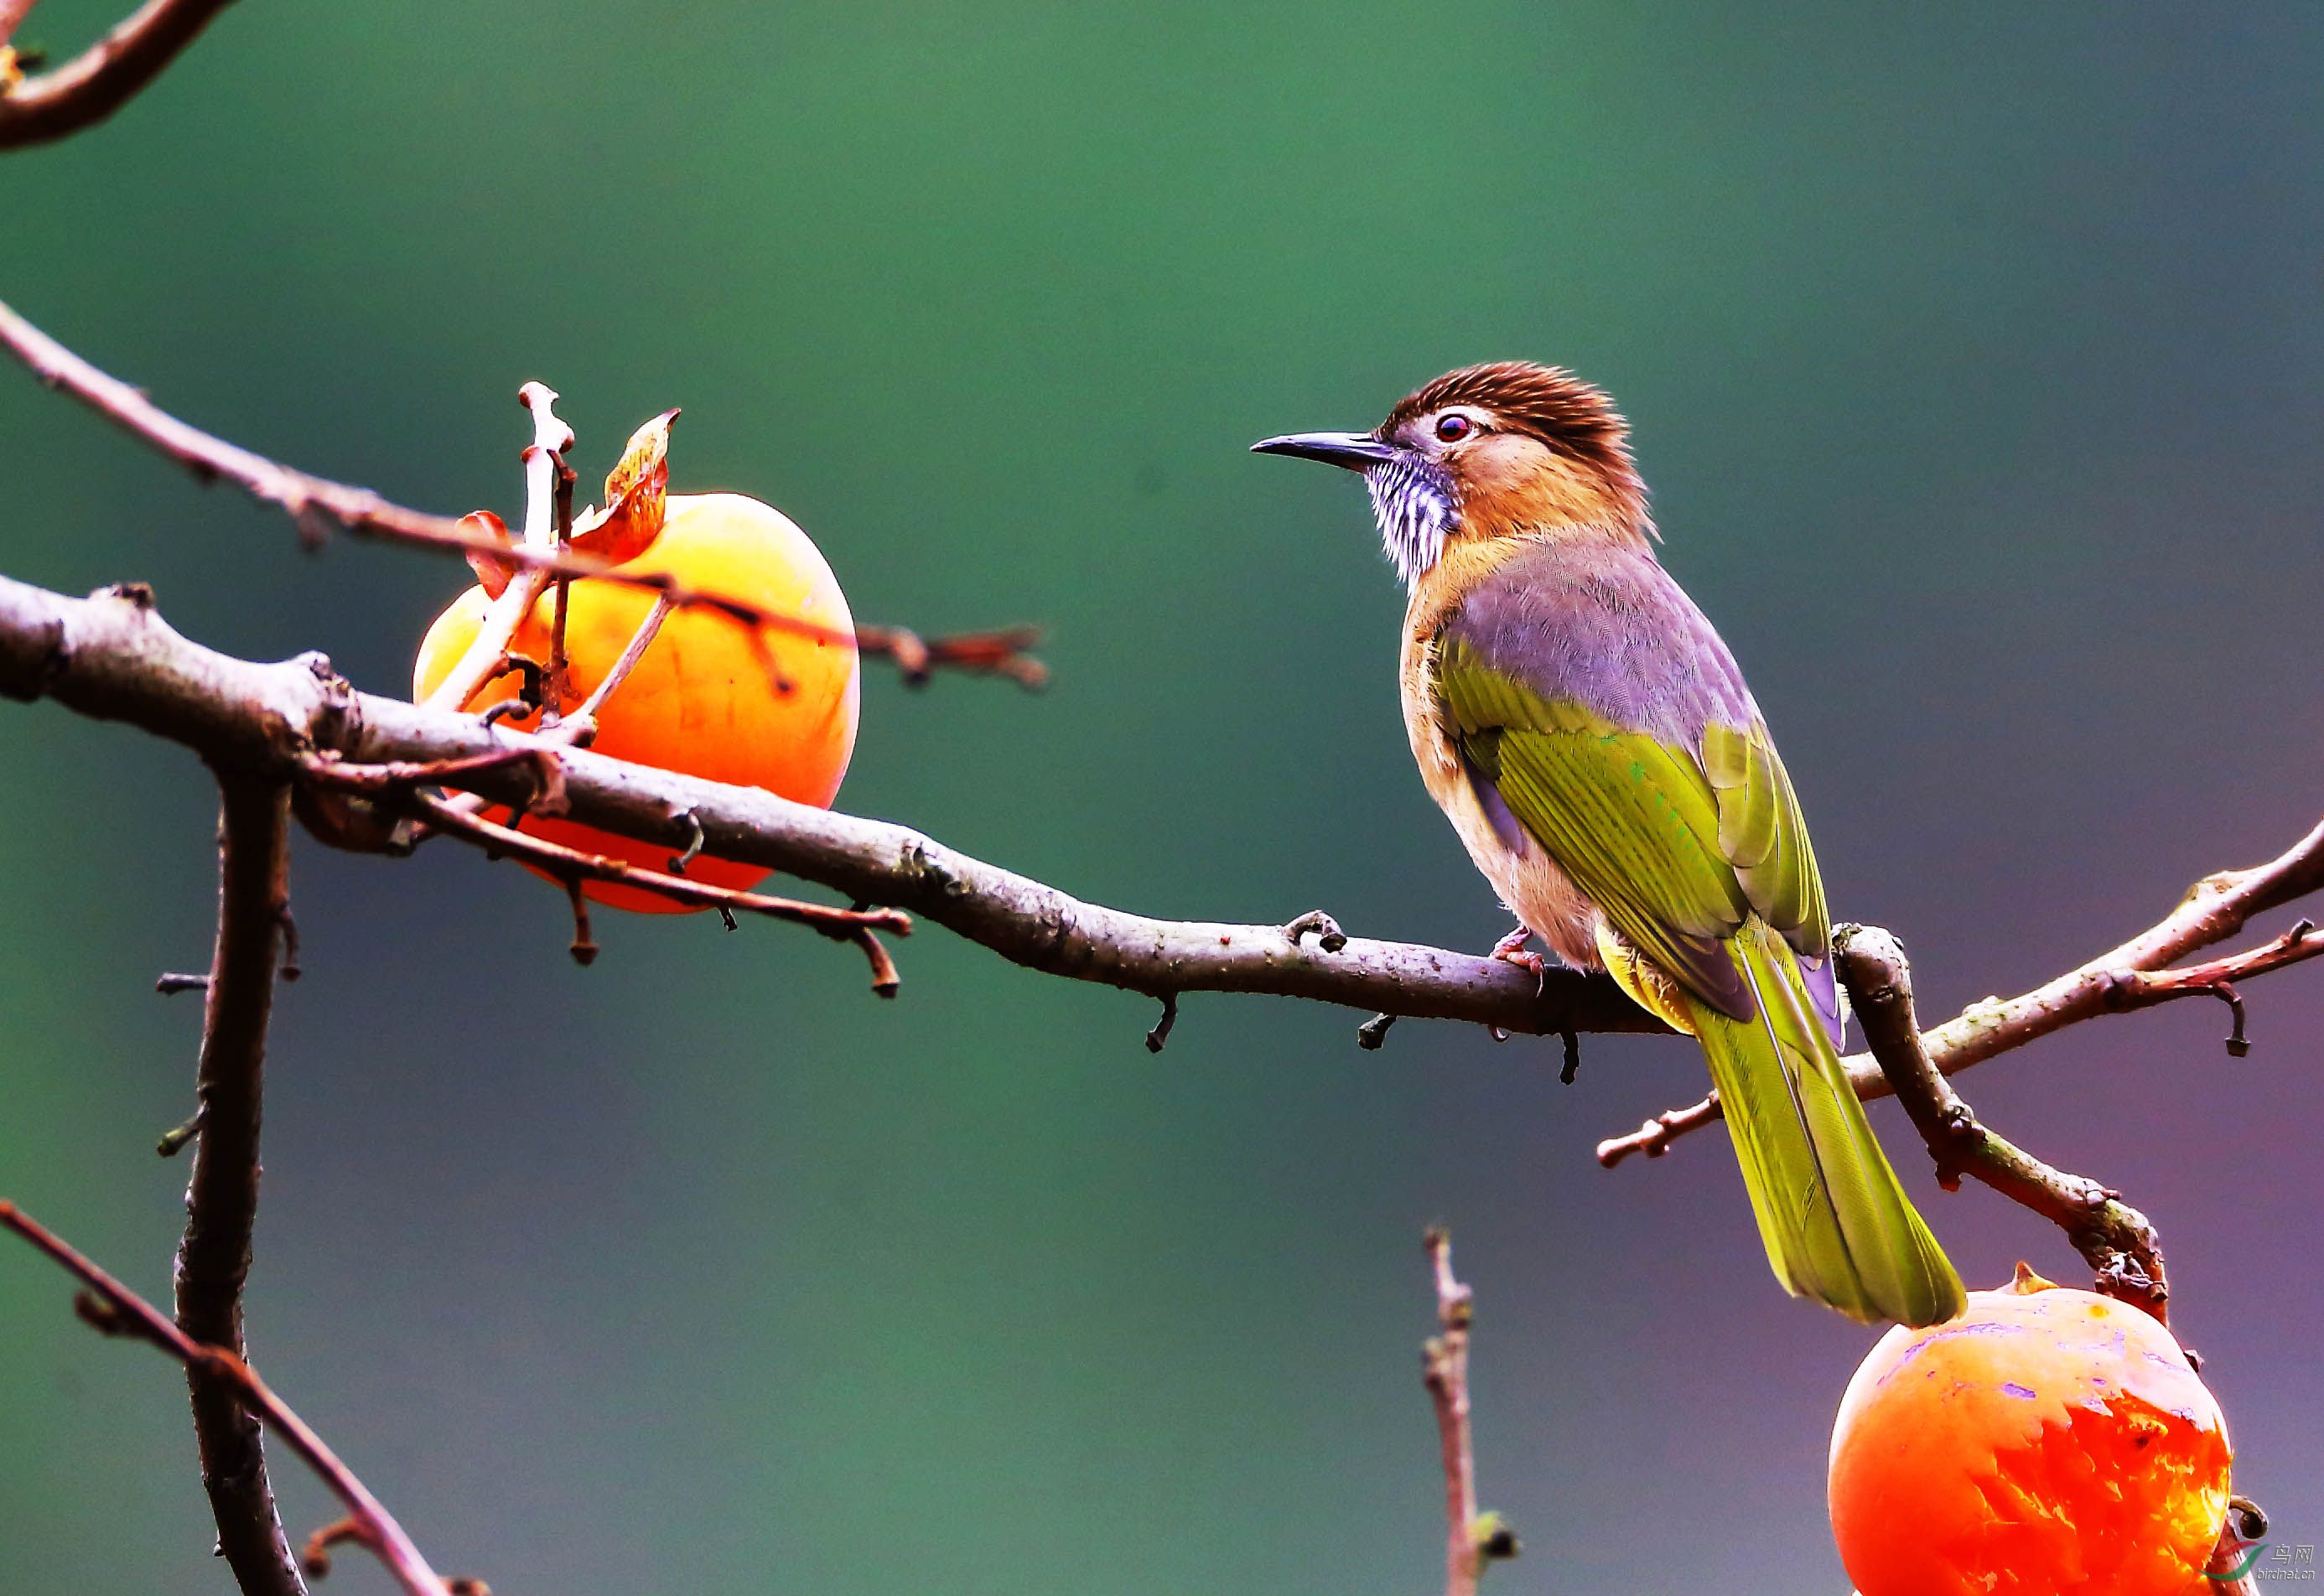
1249 430 1395 471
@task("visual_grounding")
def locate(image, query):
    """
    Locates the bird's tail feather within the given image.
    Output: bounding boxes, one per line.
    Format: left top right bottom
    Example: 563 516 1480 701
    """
1681 925 1963 1327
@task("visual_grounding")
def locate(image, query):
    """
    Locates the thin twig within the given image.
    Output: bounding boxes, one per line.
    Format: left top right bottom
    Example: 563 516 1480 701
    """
1420 1230 1514 1596
539 448 577 725
1597 817 2324 1167
0 297 1045 687
1834 924 2171 1319
174 775 304 1595
0 0 236 149
398 787 910 994
0 1201 457 1596
418 385 570 714
539 593 672 748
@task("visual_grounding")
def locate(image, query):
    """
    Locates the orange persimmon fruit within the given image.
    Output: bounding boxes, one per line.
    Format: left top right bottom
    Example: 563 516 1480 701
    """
1829 1264 2231 1596
413 447 859 913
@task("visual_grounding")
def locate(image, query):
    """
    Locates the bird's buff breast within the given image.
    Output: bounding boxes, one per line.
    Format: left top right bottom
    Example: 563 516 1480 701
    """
1398 624 1601 971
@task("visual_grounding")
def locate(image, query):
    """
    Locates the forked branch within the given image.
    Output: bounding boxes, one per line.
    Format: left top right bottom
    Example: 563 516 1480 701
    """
1833 925 2170 1319
1598 816 2324 1167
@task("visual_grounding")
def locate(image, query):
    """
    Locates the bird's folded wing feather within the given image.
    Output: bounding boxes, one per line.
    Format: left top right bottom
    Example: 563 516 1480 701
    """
1433 631 1829 1016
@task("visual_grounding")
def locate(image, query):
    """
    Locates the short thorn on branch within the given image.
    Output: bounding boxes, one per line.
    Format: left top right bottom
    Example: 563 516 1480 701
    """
1144 992 1179 1053
154 970 209 994
1357 1012 1396 1050
156 1109 201 1157
1421 1227 1517 1596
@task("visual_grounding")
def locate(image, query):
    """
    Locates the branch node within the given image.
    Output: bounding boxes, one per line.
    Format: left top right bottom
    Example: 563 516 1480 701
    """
1557 1030 1580 1085
667 807 705 874
1357 1012 1396 1049
1284 909 1348 953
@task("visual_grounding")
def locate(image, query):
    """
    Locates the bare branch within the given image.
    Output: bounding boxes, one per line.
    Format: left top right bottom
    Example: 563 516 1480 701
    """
417 385 570 714
554 593 672 744
0 573 1658 1040
173 774 304 1595
1420 1230 1514 1596
0 297 1045 687
388 785 910 995
1598 816 2324 1167
0 1201 459 1596
0 0 236 149
1834 925 2170 1319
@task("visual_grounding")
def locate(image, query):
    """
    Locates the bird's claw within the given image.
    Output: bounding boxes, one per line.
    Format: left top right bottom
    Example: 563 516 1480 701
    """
1489 925 1546 977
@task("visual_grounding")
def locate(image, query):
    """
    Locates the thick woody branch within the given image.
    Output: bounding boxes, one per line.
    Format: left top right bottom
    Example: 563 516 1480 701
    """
1833 925 2170 1319
0 1202 460 1596
0 0 235 149
1420 1230 1515 1596
0 574 1657 1040
174 773 304 1594
0 297 1045 688
1598 816 2324 1166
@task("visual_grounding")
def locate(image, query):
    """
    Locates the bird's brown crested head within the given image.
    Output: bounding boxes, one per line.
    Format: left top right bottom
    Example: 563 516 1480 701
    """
1253 360 1651 588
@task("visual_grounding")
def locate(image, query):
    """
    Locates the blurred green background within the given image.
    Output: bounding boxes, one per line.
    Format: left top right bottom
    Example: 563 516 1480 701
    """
4 2 2321 1589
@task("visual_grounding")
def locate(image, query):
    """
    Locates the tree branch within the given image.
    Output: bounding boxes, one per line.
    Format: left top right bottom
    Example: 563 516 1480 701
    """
0 296 1046 688
0 1201 460 1596
174 773 303 1594
0 573 1662 1041
1420 1230 1515 1596
1597 815 2324 1167
392 785 909 994
0 0 236 149
1833 925 2171 1319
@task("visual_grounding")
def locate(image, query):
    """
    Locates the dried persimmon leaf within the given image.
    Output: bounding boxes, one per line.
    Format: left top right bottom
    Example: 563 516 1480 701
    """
460 510 517 598
572 407 678 567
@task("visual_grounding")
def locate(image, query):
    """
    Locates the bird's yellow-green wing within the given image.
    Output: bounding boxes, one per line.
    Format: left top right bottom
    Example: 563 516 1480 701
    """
1434 635 1961 1325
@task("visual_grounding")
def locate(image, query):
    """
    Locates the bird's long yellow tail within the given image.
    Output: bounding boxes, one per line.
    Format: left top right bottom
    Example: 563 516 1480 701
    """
1679 923 1963 1327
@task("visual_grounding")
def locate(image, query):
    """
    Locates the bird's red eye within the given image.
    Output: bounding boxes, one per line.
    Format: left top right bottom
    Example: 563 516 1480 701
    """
1434 414 1472 443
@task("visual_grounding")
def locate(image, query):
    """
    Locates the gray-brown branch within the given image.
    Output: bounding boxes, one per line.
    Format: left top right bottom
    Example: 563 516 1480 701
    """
174 773 305 1595
1833 924 2170 1319
0 574 1657 1039
0 0 237 149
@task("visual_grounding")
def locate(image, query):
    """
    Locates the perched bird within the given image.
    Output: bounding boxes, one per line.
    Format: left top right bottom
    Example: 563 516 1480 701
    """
1253 362 1963 1326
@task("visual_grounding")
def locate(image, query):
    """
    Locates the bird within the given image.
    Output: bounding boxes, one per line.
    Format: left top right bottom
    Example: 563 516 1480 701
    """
1253 361 1963 1327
